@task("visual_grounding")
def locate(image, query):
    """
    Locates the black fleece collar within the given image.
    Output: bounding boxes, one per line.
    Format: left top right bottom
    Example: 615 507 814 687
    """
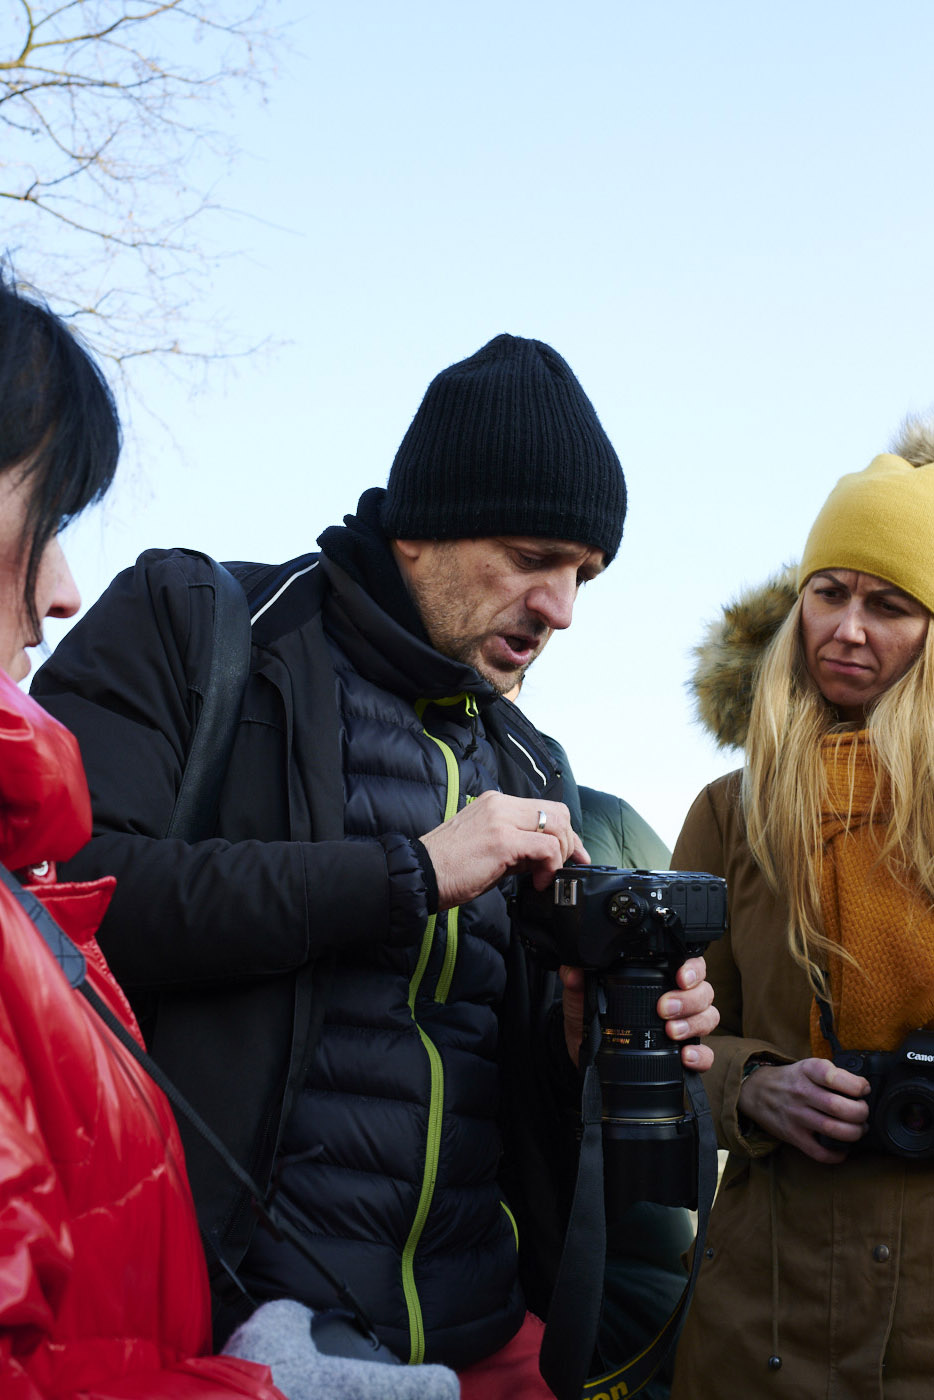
318 487 503 707
317 487 429 644
319 554 501 706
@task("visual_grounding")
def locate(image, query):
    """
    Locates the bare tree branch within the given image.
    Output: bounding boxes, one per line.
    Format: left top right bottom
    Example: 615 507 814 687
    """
1 0 280 379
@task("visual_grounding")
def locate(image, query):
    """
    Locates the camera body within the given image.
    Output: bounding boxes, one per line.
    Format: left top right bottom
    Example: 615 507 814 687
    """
514 865 727 972
831 1031 934 1159
513 867 727 1211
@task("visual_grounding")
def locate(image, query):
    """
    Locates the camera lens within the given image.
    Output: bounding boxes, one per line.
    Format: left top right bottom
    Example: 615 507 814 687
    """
878 1082 934 1159
901 1102 933 1134
597 967 684 1124
597 965 698 1212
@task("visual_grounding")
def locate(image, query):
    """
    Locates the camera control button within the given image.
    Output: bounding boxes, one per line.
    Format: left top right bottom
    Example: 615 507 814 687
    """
873 1244 891 1263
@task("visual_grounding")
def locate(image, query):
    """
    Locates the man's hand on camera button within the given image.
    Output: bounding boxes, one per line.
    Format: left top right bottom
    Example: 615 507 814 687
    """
559 956 718 1070
659 958 718 1071
419 792 587 911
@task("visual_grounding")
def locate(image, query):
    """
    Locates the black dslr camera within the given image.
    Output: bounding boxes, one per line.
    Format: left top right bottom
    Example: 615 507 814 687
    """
513 866 727 1213
831 1032 934 1159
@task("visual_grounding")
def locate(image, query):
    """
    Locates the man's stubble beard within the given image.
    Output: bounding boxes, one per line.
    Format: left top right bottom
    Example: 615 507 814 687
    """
404 554 543 695
443 631 541 695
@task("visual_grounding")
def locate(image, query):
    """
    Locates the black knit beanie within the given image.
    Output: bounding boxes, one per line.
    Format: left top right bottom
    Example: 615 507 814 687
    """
380 334 627 561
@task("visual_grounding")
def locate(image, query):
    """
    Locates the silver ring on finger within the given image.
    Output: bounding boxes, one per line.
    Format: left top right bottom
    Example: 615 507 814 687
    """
536 809 547 833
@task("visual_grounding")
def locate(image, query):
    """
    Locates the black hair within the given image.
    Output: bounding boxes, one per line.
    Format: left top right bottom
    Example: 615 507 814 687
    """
0 269 120 631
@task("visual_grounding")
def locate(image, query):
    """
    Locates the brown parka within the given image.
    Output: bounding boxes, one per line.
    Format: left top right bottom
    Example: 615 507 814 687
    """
670 569 934 1400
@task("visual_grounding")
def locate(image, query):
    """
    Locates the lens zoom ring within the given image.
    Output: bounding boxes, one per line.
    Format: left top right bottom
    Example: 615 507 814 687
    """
605 1051 682 1084
613 987 663 1022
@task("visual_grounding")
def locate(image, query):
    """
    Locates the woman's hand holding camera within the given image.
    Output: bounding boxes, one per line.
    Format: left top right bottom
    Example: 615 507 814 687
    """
738 1057 870 1162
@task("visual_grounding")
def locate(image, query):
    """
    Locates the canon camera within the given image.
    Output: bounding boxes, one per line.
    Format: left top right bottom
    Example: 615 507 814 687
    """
831 1031 934 1160
513 866 727 1213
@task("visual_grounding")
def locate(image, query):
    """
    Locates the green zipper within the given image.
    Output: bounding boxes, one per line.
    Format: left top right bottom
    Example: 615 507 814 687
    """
436 905 458 1003
501 1199 519 1251
401 1010 445 1362
401 695 472 1362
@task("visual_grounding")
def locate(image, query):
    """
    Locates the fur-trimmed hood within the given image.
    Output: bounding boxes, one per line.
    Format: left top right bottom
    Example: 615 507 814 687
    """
690 566 797 752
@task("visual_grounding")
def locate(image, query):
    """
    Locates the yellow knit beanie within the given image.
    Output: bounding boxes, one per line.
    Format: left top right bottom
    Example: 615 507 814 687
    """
797 453 934 614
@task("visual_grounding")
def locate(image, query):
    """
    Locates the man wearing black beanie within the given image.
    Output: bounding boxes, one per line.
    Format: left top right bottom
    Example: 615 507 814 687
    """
34 334 716 1399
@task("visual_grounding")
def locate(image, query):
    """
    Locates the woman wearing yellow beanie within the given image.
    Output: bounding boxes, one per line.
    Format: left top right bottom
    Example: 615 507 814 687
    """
670 420 934 1398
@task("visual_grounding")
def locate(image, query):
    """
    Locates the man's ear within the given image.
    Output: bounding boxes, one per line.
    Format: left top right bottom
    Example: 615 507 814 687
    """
392 538 424 563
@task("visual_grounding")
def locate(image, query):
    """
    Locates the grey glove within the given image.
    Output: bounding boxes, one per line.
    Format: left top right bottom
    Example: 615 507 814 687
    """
223 1298 460 1400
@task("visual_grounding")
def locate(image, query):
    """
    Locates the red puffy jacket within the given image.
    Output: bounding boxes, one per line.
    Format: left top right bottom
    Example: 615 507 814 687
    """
0 672 286 1400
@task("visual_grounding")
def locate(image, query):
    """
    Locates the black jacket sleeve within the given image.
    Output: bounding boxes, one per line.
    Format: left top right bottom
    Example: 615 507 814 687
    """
32 549 421 992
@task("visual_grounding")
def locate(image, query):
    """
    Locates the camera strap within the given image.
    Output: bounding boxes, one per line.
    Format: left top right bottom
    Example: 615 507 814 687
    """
539 1003 719 1400
816 993 845 1058
818 990 934 1048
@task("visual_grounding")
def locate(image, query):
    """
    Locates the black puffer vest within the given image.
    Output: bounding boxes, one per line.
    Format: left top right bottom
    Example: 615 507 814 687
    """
240 558 532 1368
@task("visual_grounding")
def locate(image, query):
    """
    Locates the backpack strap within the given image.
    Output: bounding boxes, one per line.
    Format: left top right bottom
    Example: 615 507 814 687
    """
163 549 327 843
165 553 252 843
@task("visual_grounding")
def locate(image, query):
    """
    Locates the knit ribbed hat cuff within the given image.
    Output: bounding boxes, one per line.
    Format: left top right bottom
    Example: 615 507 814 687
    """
798 453 934 614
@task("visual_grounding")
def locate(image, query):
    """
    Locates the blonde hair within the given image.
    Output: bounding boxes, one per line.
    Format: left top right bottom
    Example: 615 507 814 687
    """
742 598 934 991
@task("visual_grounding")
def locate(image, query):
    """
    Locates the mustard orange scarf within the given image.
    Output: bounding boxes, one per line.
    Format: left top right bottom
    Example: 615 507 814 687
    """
809 730 934 1056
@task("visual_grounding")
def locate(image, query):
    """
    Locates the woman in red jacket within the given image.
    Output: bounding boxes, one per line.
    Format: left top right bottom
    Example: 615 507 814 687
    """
0 275 288 1400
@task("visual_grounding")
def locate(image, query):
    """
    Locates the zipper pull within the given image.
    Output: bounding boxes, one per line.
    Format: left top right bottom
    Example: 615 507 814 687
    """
463 694 479 759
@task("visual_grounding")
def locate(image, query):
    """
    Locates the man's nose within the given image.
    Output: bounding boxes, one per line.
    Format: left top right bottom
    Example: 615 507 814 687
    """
527 573 577 631
834 603 866 644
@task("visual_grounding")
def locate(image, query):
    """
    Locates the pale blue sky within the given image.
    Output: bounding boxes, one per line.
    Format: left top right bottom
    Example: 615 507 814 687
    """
38 0 934 846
